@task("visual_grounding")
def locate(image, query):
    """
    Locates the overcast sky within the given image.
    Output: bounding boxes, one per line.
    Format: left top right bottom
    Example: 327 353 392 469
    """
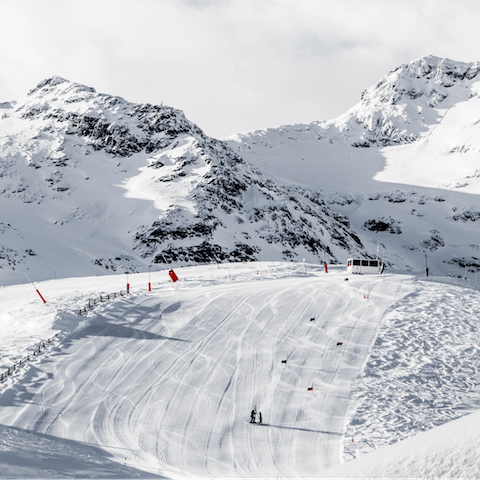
1 0 479 138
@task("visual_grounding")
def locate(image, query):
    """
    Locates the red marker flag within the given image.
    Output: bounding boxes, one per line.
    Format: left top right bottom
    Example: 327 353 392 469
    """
24 273 47 304
169 269 179 283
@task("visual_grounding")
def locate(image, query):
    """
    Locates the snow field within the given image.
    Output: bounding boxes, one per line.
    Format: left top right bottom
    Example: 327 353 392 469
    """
344 277 480 460
2 263 480 477
0 263 406 478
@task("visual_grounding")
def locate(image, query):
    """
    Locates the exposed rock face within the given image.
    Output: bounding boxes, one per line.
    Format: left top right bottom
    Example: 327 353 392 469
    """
363 218 402 234
132 133 367 264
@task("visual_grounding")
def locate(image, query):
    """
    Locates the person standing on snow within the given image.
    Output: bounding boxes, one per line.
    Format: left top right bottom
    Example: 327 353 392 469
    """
250 409 256 423
258 412 262 424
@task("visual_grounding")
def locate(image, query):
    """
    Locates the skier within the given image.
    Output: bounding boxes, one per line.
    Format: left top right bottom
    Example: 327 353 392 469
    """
250 409 256 423
258 412 262 424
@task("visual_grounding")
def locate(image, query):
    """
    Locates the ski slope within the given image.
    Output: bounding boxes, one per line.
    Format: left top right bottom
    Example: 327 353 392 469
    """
1 263 480 477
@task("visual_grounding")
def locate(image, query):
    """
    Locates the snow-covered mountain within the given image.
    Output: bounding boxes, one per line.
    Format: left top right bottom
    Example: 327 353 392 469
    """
323 55 480 147
230 55 480 148
0 76 370 285
227 55 480 278
2 55 480 284
4 58 480 477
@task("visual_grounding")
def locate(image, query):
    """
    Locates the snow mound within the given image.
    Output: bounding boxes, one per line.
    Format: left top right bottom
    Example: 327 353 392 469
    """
323 409 480 478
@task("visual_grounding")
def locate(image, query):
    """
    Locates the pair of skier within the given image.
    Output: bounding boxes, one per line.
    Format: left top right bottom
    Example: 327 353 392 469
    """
250 409 262 424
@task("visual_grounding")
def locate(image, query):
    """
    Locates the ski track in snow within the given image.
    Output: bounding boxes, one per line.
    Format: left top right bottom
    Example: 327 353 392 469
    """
344 278 480 460
0 267 403 478
2 265 480 477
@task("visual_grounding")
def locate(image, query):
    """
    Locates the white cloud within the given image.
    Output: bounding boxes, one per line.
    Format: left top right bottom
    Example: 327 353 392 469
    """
1 0 480 137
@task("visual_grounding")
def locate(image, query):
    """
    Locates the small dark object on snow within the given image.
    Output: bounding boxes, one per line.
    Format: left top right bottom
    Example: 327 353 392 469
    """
337 342 343 346
307 387 313 391
310 317 315 322
345 278 349 281
281 359 287 364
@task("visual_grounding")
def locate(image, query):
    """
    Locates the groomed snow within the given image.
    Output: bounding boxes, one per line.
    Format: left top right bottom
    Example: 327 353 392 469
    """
1 262 480 477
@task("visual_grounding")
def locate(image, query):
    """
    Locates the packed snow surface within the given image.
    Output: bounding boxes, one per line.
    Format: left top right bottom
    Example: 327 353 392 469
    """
1 262 480 478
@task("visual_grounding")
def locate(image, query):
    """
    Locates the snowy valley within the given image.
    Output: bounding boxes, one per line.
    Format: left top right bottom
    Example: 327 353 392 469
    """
2 55 480 477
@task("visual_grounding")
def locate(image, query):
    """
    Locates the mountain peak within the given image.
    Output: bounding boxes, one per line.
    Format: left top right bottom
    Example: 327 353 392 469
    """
27 76 96 97
312 54 480 147
386 55 480 89
228 55 480 149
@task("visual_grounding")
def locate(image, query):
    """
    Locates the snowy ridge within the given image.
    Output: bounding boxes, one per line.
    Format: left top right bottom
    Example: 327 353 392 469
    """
132 134 368 265
323 55 480 147
229 55 480 148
